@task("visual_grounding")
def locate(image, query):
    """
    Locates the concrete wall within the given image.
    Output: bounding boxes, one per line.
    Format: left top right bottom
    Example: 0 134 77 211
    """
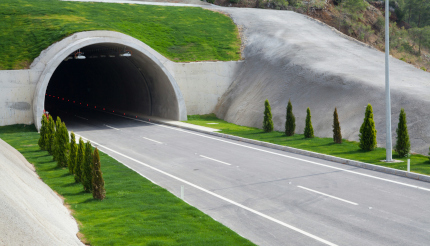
0 31 240 128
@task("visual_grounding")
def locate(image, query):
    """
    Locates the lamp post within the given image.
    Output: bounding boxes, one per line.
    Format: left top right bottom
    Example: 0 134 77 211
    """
385 0 392 162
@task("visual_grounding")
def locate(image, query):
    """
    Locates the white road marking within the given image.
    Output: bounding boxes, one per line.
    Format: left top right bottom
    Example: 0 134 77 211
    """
103 112 430 192
104 124 120 131
74 115 88 120
297 186 358 206
143 137 163 144
200 155 231 166
74 133 337 246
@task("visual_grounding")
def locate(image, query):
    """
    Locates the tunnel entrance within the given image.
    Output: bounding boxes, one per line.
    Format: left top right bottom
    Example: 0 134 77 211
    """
33 31 187 130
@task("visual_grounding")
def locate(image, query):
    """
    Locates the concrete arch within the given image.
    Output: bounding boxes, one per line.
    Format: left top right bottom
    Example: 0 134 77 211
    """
32 31 187 130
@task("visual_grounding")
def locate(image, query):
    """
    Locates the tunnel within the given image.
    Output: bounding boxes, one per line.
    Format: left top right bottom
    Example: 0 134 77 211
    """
33 31 187 130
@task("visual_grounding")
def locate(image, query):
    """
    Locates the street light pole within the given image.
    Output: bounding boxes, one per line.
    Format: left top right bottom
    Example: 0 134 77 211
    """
385 0 392 162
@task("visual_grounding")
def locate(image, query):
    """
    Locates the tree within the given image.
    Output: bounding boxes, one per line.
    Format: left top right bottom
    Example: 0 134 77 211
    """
263 99 274 132
92 148 106 200
285 99 296 136
53 117 62 161
359 104 377 150
304 108 314 138
82 141 93 192
395 108 411 157
56 122 69 167
38 114 48 150
47 116 56 155
75 138 85 183
333 108 342 144
69 132 77 175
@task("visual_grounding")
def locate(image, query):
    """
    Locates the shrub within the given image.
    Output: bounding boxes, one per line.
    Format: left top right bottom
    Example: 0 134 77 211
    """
333 108 342 144
75 138 85 183
285 99 296 136
82 141 93 192
263 99 274 132
92 148 106 200
47 116 56 155
56 122 69 167
421 67 427 71
69 132 77 174
394 108 410 157
53 117 62 161
38 114 48 150
359 104 377 150
304 108 314 138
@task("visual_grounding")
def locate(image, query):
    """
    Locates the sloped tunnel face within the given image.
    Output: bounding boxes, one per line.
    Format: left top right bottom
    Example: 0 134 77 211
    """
44 43 180 123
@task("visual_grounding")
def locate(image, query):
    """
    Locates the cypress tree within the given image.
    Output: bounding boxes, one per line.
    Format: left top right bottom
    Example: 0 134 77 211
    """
75 138 85 183
53 117 62 161
304 108 314 138
263 99 274 132
359 104 377 150
82 141 93 192
47 116 56 155
333 108 342 144
394 108 410 157
92 148 106 200
69 132 77 175
56 122 69 167
285 99 296 136
38 114 48 150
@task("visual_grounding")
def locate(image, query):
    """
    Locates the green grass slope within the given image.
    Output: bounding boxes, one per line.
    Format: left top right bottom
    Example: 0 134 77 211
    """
0 0 241 70
0 125 254 245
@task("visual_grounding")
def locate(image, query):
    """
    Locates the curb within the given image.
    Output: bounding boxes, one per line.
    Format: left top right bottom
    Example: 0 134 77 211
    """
147 118 430 184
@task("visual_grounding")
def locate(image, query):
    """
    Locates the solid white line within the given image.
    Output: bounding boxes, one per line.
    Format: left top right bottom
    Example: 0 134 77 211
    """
200 155 231 166
102 112 430 192
143 137 163 144
104 124 120 131
75 133 337 246
74 115 88 120
297 186 358 206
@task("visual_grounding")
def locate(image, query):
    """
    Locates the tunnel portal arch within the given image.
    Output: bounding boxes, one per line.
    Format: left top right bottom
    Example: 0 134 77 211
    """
33 31 187 130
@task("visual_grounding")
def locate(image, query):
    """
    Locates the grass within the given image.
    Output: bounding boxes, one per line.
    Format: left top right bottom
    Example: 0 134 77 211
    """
0 124 254 246
0 0 241 70
185 114 430 176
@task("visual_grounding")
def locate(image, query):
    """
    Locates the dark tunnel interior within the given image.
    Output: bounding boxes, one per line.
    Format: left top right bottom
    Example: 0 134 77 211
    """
45 43 153 118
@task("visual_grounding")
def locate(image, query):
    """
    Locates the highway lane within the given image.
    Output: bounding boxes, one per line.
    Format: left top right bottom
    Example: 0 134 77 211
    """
53 107 430 246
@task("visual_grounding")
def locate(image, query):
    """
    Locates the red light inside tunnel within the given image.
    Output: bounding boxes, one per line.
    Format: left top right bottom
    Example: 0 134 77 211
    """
103 108 105 110
95 106 96 108
113 110 114 112
124 113 125 115
87 104 88 106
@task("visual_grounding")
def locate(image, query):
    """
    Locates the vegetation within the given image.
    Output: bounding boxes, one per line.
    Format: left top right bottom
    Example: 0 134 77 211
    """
56 122 69 167
75 138 85 183
263 100 274 132
395 108 411 157
53 117 62 161
0 0 241 70
304 108 314 138
47 116 55 155
333 108 342 144
186 114 430 174
359 104 377 151
0 125 254 245
38 114 48 150
69 132 77 175
82 141 93 193
285 99 296 136
92 148 105 200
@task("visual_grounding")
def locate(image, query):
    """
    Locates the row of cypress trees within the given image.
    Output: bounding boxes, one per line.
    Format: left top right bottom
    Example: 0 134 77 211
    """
263 100 411 157
38 114 106 200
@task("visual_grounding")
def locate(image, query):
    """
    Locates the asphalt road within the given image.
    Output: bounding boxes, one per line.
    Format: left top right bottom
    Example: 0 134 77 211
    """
53 107 430 246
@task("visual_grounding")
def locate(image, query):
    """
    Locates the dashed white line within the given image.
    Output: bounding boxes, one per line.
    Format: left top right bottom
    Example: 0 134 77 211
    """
73 133 337 246
200 155 231 166
104 124 120 131
143 137 163 144
298 186 358 206
74 115 88 120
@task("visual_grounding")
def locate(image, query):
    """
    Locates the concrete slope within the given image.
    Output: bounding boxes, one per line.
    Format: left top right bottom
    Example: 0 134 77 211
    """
0 139 83 246
213 8 430 154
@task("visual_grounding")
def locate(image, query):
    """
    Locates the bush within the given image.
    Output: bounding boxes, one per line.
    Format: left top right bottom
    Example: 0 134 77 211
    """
395 108 410 157
263 99 274 132
82 141 93 192
92 148 106 200
333 108 342 144
56 122 69 167
75 137 85 183
304 108 314 138
69 132 77 174
38 114 48 150
359 104 377 150
47 116 56 155
285 100 296 136
53 117 62 161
